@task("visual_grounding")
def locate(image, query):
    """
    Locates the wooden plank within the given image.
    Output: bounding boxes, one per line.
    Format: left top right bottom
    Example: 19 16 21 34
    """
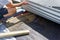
8 22 48 40
0 30 29 38
6 17 20 24
6 12 48 40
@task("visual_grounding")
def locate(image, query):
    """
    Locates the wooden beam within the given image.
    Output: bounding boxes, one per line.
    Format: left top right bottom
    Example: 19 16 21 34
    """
0 30 29 38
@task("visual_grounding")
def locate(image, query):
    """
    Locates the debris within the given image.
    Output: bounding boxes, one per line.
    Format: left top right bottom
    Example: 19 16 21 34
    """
6 17 20 23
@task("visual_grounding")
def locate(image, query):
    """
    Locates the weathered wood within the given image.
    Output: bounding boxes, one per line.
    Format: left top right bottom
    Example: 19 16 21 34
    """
8 22 48 40
6 17 20 23
6 12 48 40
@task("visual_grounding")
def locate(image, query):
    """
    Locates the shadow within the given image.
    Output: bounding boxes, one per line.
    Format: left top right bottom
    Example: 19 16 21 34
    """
24 16 60 40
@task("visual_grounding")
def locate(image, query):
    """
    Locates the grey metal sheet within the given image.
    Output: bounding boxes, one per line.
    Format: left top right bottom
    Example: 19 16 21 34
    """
22 1 60 24
27 0 60 7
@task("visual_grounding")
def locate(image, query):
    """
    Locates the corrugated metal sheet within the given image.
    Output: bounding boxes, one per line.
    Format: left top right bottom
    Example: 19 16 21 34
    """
22 1 60 24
